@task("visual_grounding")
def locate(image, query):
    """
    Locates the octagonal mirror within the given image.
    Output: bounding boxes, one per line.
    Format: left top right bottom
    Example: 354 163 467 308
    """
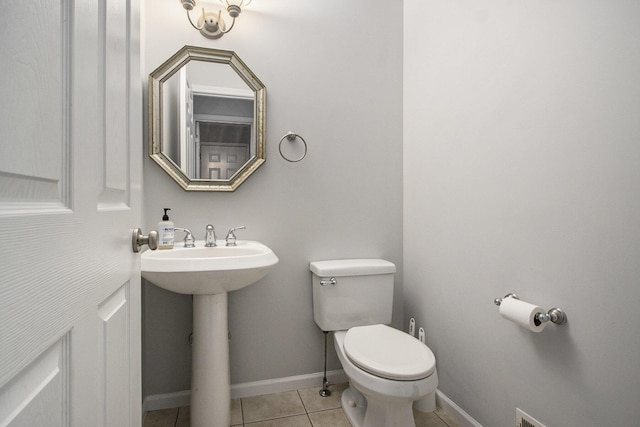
149 46 266 191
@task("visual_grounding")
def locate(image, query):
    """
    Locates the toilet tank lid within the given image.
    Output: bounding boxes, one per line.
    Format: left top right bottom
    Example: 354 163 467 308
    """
310 259 396 277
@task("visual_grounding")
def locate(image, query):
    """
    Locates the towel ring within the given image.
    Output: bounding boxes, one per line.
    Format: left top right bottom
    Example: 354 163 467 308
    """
279 131 307 162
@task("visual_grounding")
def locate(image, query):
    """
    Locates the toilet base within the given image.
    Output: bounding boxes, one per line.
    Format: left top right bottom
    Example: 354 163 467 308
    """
341 387 366 426
413 391 436 413
341 385 417 427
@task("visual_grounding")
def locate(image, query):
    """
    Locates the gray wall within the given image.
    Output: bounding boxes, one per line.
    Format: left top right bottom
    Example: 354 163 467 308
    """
404 1 640 426
142 1 403 397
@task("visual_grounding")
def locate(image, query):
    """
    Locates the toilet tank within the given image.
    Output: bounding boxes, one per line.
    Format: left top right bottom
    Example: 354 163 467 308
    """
310 259 396 332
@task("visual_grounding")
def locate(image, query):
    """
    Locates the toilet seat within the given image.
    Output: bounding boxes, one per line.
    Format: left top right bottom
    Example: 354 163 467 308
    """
343 324 436 381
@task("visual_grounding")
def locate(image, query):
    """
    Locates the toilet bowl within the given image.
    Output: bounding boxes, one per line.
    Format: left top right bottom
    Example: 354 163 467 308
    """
334 325 438 427
310 259 439 427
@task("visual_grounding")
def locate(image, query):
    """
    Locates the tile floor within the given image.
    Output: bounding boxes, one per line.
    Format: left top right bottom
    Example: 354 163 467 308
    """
143 383 460 427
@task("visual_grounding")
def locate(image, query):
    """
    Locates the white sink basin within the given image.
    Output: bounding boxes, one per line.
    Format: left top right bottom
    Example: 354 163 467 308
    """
141 240 279 294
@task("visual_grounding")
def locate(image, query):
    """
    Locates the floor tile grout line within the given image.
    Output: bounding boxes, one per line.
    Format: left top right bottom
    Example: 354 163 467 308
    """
302 392 315 426
435 410 454 427
297 389 310 414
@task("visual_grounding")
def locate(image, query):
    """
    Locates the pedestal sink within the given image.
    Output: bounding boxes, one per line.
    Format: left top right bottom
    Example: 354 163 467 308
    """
141 240 278 427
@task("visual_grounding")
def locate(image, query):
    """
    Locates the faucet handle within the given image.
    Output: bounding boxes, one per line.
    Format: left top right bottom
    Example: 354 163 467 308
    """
174 228 195 248
225 226 246 246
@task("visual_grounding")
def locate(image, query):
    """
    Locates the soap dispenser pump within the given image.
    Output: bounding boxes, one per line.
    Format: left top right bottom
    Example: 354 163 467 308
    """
158 208 174 250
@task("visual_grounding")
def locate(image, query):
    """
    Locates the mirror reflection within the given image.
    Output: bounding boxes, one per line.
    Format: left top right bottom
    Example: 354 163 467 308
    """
149 46 266 191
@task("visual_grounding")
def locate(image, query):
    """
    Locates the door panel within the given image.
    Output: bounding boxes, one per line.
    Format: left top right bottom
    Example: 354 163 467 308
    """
0 0 70 210
0 0 142 426
0 335 69 427
99 284 131 427
100 0 130 208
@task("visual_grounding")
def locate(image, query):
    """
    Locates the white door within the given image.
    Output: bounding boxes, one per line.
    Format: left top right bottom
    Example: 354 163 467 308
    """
0 1 142 426
200 144 249 179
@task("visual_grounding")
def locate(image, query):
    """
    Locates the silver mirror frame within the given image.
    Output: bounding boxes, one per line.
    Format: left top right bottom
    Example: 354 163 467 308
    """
149 46 266 191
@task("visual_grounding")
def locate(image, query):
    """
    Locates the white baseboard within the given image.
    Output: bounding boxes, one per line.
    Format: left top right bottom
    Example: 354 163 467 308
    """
436 389 483 427
142 369 347 415
142 389 191 414
231 369 347 399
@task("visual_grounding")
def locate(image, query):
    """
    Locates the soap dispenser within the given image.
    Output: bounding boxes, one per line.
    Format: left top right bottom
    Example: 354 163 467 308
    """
158 208 174 250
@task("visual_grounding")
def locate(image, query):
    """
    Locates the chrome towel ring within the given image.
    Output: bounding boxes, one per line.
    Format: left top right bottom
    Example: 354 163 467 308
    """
279 131 308 162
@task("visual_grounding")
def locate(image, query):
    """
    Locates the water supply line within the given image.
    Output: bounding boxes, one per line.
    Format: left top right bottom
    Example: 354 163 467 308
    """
319 331 331 397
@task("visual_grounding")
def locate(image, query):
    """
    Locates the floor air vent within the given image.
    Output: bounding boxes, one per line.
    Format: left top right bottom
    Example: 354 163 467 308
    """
516 408 547 427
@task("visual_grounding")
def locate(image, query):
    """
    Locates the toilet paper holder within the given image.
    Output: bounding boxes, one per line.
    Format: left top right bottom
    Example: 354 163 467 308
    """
494 293 567 325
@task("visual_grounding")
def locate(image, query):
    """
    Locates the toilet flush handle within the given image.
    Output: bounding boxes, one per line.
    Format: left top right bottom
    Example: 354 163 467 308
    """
320 277 337 286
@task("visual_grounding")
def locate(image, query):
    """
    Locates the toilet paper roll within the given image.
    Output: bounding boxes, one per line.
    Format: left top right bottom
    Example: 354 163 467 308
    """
499 297 547 333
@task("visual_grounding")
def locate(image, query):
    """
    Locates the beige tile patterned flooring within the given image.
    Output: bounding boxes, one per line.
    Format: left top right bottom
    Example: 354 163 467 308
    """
144 383 460 427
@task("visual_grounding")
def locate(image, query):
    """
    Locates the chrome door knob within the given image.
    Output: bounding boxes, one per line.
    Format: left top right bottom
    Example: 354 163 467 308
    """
132 228 159 253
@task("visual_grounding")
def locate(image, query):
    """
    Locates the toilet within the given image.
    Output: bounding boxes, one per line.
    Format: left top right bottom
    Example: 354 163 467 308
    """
310 259 438 427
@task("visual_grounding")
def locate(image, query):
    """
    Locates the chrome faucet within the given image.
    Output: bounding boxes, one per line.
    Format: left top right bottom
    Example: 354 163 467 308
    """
225 226 246 246
204 224 217 247
174 227 195 248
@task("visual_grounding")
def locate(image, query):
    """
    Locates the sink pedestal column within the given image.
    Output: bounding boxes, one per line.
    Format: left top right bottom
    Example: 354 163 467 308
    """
191 293 230 427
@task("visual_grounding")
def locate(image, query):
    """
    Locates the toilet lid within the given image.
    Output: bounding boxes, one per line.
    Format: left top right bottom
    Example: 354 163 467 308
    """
343 324 436 381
